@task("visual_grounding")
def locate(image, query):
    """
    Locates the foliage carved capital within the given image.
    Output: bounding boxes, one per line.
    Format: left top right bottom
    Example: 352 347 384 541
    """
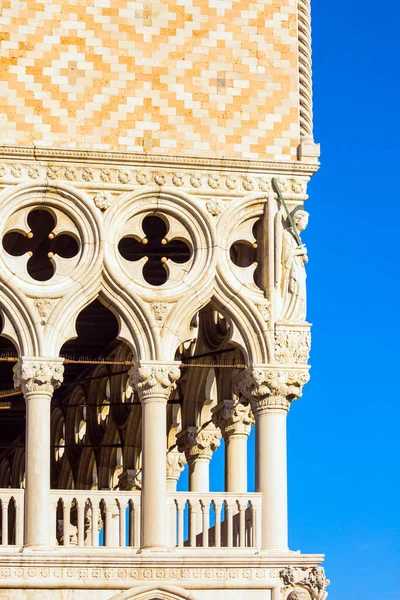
233 367 310 415
13 358 64 396
211 399 254 438
166 448 187 480
177 424 221 462
129 362 181 401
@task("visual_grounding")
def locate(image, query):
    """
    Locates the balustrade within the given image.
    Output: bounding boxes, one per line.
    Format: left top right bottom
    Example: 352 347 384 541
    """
0 489 24 547
169 492 262 549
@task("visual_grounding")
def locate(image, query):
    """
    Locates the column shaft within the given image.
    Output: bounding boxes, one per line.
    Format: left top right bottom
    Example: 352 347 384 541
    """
189 458 209 492
256 410 288 551
225 433 248 493
141 396 167 548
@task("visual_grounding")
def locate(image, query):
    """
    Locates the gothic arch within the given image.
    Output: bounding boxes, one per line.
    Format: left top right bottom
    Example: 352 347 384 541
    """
109 584 203 600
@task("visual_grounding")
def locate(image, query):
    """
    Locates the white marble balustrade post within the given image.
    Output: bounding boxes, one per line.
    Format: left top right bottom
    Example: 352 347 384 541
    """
235 366 309 551
130 361 180 550
13 357 64 548
212 398 254 493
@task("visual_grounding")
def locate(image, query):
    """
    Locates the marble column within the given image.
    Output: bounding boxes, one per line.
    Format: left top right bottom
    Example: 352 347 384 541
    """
212 399 254 493
177 424 221 493
130 361 180 550
235 367 309 551
13 357 64 548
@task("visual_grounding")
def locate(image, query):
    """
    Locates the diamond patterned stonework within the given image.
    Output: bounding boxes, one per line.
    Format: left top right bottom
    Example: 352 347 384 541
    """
1 0 300 160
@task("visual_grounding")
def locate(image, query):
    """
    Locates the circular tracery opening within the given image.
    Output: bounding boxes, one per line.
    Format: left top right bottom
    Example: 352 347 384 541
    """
2 208 79 281
118 215 191 286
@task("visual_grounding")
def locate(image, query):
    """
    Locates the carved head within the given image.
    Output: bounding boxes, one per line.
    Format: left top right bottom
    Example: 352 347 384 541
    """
287 591 308 600
292 209 309 232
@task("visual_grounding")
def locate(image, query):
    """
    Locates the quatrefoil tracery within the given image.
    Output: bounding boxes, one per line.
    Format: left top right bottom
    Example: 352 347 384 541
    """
2 208 79 282
118 215 191 286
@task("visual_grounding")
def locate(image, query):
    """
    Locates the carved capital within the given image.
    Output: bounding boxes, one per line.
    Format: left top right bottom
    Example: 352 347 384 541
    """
166 448 187 481
211 399 254 438
129 362 181 401
280 566 330 600
233 367 310 415
13 358 64 396
177 425 221 462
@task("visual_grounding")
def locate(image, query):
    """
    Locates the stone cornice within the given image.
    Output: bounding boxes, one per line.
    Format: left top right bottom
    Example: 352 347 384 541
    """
0 145 319 175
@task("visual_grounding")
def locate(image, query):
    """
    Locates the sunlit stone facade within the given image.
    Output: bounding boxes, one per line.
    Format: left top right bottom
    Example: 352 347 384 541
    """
0 1 328 599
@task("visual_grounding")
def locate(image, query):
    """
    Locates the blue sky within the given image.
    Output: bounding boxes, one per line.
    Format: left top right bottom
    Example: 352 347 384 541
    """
187 1 400 598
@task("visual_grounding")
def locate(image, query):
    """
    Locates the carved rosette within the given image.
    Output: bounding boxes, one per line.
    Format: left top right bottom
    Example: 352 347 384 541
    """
280 566 330 600
129 363 181 401
233 367 310 414
166 448 187 481
177 425 221 462
212 399 254 438
13 358 64 396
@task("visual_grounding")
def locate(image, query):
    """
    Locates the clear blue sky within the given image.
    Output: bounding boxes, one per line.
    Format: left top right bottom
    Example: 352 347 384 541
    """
185 1 399 598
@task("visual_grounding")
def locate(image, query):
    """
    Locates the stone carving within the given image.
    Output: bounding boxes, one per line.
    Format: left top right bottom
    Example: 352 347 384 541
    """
136 171 149 184
275 329 311 365
100 168 112 183
234 368 310 414
47 165 61 179
10 164 22 178
166 448 186 481
281 566 329 600
31 297 59 325
82 167 94 182
212 399 254 437
281 210 309 322
13 359 64 395
226 175 238 189
298 0 314 140
257 302 271 322
242 175 255 191
206 199 224 216
177 424 221 461
172 173 184 186
0 165 7 177
189 173 202 187
154 172 166 186
93 191 112 210
27 166 40 179
287 591 309 600
118 170 131 184
151 302 170 323
129 364 180 400
292 179 306 194
208 174 221 189
64 166 77 180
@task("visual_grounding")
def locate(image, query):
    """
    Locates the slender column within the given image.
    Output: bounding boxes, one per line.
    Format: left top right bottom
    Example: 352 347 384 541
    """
130 361 180 550
166 448 186 492
13 358 64 548
212 399 254 493
235 367 309 551
177 424 221 492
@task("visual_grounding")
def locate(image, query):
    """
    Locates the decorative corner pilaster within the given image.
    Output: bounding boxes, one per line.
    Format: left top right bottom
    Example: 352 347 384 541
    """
280 566 330 600
129 361 181 401
211 399 254 438
13 357 64 396
233 367 310 415
166 448 187 481
177 424 221 462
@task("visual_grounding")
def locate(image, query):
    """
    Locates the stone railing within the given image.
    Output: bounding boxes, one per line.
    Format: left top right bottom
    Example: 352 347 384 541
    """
0 489 24 547
50 490 141 548
168 492 262 549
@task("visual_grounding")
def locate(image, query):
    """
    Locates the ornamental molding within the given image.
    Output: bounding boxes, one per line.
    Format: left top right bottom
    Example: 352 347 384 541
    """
0 145 319 175
233 367 310 414
281 566 330 600
274 326 311 365
0 160 310 200
129 363 181 401
13 358 64 395
177 424 221 462
211 399 254 438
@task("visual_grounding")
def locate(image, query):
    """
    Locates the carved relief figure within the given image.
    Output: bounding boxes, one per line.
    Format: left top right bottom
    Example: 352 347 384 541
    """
280 209 309 322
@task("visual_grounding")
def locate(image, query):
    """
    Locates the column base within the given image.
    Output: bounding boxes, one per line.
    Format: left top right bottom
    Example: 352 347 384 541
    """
137 546 171 554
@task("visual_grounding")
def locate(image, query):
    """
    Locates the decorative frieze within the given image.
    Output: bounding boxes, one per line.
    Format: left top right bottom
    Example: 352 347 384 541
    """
177 425 221 462
13 358 64 396
234 368 310 414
